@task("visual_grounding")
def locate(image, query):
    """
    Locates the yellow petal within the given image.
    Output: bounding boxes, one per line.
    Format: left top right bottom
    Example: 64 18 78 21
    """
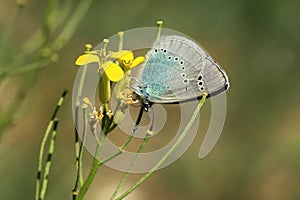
130 56 145 69
102 61 124 82
75 54 99 65
110 50 134 61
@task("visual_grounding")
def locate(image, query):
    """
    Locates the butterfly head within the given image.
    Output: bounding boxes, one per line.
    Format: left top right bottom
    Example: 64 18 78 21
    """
132 84 151 111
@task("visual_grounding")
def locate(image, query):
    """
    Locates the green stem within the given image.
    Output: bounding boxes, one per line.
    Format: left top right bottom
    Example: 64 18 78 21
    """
0 3 24 67
41 0 58 46
155 20 163 41
76 106 144 199
76 130 106 200
116 94 207 200
72 106 88 199
0 58 52 79
35 90 68 200
120 107 144 150
20 0 72 57
0 70 40 138
118 32 124 51
107 123 118 133
110 134 151 200
72 53 90 199
100 106 145 164
51 0 94 51
76 156 101 200
39 119 60 200
35 120 54 200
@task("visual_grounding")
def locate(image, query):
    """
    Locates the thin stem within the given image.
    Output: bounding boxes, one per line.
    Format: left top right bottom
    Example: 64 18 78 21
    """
35 90 68 200
76 128 106 200
0 71 36 137
93 130 103 147
110 133 151 200
72 105 88 199
76 106 144 200
99 106 145 164
76 155 101 200
118 32 124 51
20 0 73 57
39 119 60 200
107 123 118 133
116 94 207 200
35 120 54 200
156 20 163 41
121 107 144 149
51 0 94 51
0 58 52 79
77 112 90 183
102 102 109 131
72 45 89 189
73 127 80 182
41 0 58 46
0 3 24 67
72 44 89 199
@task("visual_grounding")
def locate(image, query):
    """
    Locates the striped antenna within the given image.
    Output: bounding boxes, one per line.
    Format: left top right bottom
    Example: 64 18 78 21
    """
35 89 68 200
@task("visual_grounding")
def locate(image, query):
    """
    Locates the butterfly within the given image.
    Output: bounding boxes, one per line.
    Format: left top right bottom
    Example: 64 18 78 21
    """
130 35 230 111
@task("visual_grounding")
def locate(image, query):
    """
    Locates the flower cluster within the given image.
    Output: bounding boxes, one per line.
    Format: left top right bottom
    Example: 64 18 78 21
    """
75 33 145 129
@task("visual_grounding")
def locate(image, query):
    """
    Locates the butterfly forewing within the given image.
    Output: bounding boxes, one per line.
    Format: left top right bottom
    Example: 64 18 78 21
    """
131 35 229 103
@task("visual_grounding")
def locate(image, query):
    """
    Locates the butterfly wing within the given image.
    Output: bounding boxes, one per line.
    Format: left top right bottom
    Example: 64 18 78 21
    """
131 35 229 103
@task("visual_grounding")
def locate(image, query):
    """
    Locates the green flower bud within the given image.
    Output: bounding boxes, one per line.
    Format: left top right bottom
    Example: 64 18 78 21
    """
99 73 111 103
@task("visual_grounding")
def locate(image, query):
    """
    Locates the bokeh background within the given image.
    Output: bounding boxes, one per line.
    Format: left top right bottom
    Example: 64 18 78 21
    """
1 0 300 199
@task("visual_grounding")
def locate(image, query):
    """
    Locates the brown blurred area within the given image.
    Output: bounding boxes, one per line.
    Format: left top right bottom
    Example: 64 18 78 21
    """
1 0 300 199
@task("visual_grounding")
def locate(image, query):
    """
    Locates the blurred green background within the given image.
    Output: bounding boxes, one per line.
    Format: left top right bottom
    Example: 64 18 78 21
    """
1 0 300 199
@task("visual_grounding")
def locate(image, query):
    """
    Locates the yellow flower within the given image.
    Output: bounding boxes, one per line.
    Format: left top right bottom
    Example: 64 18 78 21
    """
75 51 100 66
75 43 145 104
110 50 145 72
75 50 145 82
